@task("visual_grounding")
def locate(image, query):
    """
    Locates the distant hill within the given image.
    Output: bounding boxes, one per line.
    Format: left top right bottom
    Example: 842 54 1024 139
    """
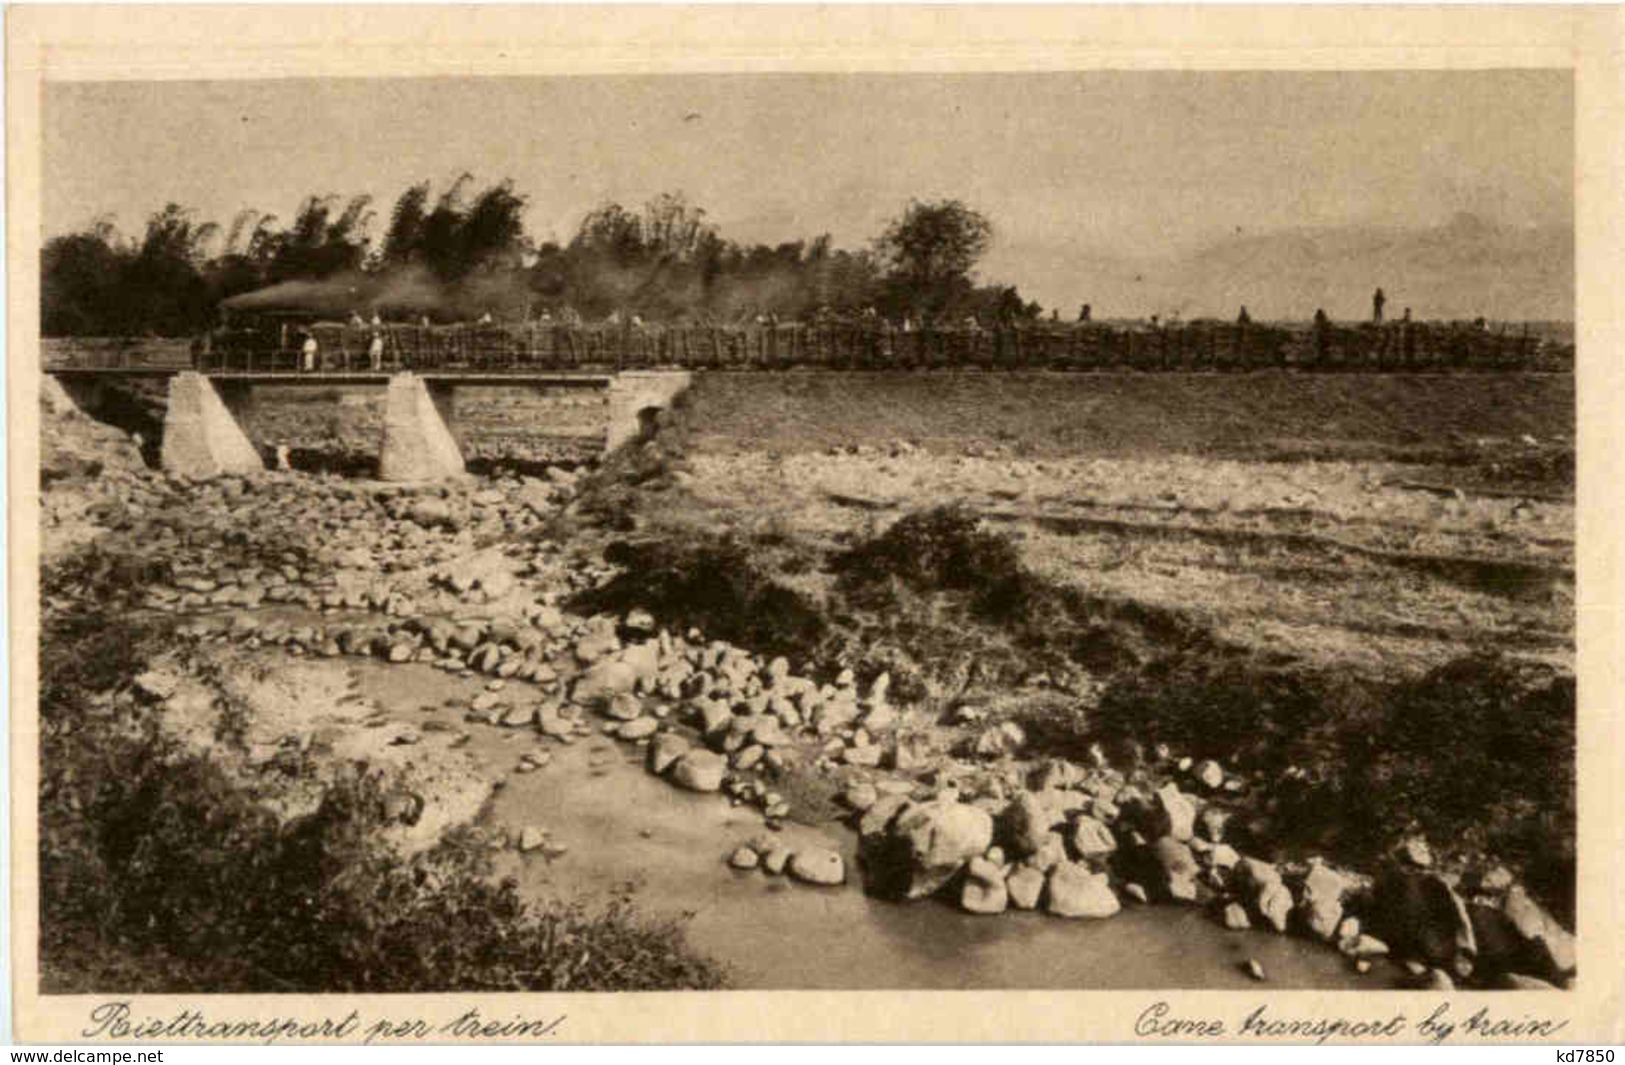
1013 214 1573 323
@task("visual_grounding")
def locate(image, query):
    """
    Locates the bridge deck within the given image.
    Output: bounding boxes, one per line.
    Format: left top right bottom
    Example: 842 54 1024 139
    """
45 367 615 386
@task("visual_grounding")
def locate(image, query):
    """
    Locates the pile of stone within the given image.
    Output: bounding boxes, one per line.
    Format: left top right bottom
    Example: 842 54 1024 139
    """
50 464 586 614
724 837 846 886
156 514 1577 992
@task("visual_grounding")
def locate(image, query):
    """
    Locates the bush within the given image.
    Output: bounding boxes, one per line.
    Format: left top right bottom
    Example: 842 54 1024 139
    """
834 505 1026 614
1086 650 1575 922
570 533 827 661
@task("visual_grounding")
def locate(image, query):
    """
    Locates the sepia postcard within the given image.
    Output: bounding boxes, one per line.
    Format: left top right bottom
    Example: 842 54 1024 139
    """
7 4 1624 1045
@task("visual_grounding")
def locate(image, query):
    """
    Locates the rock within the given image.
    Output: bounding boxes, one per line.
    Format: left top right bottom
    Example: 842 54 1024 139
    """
749 718 788 747
1030 831 1069 873
733 744 765 771
1345 934 1390 958
843 743 883 768
1371 869 1476 967
470 690 503 713
671 750 726 792
1300 863 1350 941
1045 861 1121 918
573 629 620 664
695 698 733 739
573 659 637 704
1222 902 1252 930
133 670 181 701
1193 759 1225 790
788 848 846 886
857 794 912 839
1068 815 1117 861
408 497 454 529
863 799 993 899
1501 886 1576 982
1198 806 1229 843
1153 783 1196 841
861 703 899 731
1244 958 1267 982
620 717 658 741
1123 882 1149 905
728 845 760 870
1150 836 1200 902
1398 835 1434 868
998 791 1064 857
843 781 880 811
973 721 1026 758
647 732 691 775
605 692 644 721
624 608 657 635
961 856 1009 914
761 847 792 876
518 826 548 852
1258 881 1294 933
500 705 536 728
1007 865 1046 910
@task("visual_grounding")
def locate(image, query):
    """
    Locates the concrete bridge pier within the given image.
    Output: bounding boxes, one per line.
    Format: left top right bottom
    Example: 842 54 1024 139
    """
160 371 264 478
606 370 692 451
379 372 466 482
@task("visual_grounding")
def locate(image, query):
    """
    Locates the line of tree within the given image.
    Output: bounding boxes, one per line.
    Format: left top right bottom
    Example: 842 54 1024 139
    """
43 179 1042 336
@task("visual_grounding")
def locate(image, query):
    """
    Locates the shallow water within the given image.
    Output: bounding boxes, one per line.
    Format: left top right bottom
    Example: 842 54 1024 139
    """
352 659 1389 991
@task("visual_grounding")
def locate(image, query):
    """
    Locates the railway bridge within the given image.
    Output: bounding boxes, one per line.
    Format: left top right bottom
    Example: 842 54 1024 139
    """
43 365 692 481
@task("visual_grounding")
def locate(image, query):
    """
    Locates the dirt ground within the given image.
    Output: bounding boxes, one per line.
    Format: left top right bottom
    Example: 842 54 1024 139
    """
647 372 1573 683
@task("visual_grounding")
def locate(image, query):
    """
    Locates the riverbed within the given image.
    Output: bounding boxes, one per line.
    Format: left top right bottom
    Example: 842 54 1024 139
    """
353 658 1387 991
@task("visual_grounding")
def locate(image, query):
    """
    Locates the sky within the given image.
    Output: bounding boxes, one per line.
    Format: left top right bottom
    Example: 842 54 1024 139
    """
43 72 1573 317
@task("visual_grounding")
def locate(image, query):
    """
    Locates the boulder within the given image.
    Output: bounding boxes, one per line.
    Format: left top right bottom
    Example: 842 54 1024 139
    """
1193 759 1225 790
573 630 620 664
619 717 658 741
647 732 691 775
694 697 733 739
133 670 181 701
573 659 638 704
1150 836 1200 903
998 791 1065 858
788 848 846 886
1299 863 1351 941
1257 881 1294 933
1030 831 1069 873
1068 815 1117 861
857 794 912 839
1371 869 1476 967
1153 783 1196 841
1222 902 1252 930
1501 885 1577 982
843 781 880 812
604 692 644 722
728 845 760 871
1007 865 1046 910
671 750 727 792
960 856 1009 914
407 497 454 529
862 799 993 899
1045 862 1121 919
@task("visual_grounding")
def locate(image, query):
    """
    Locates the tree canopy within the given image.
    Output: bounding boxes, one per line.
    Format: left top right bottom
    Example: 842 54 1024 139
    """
42 182 1041 335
